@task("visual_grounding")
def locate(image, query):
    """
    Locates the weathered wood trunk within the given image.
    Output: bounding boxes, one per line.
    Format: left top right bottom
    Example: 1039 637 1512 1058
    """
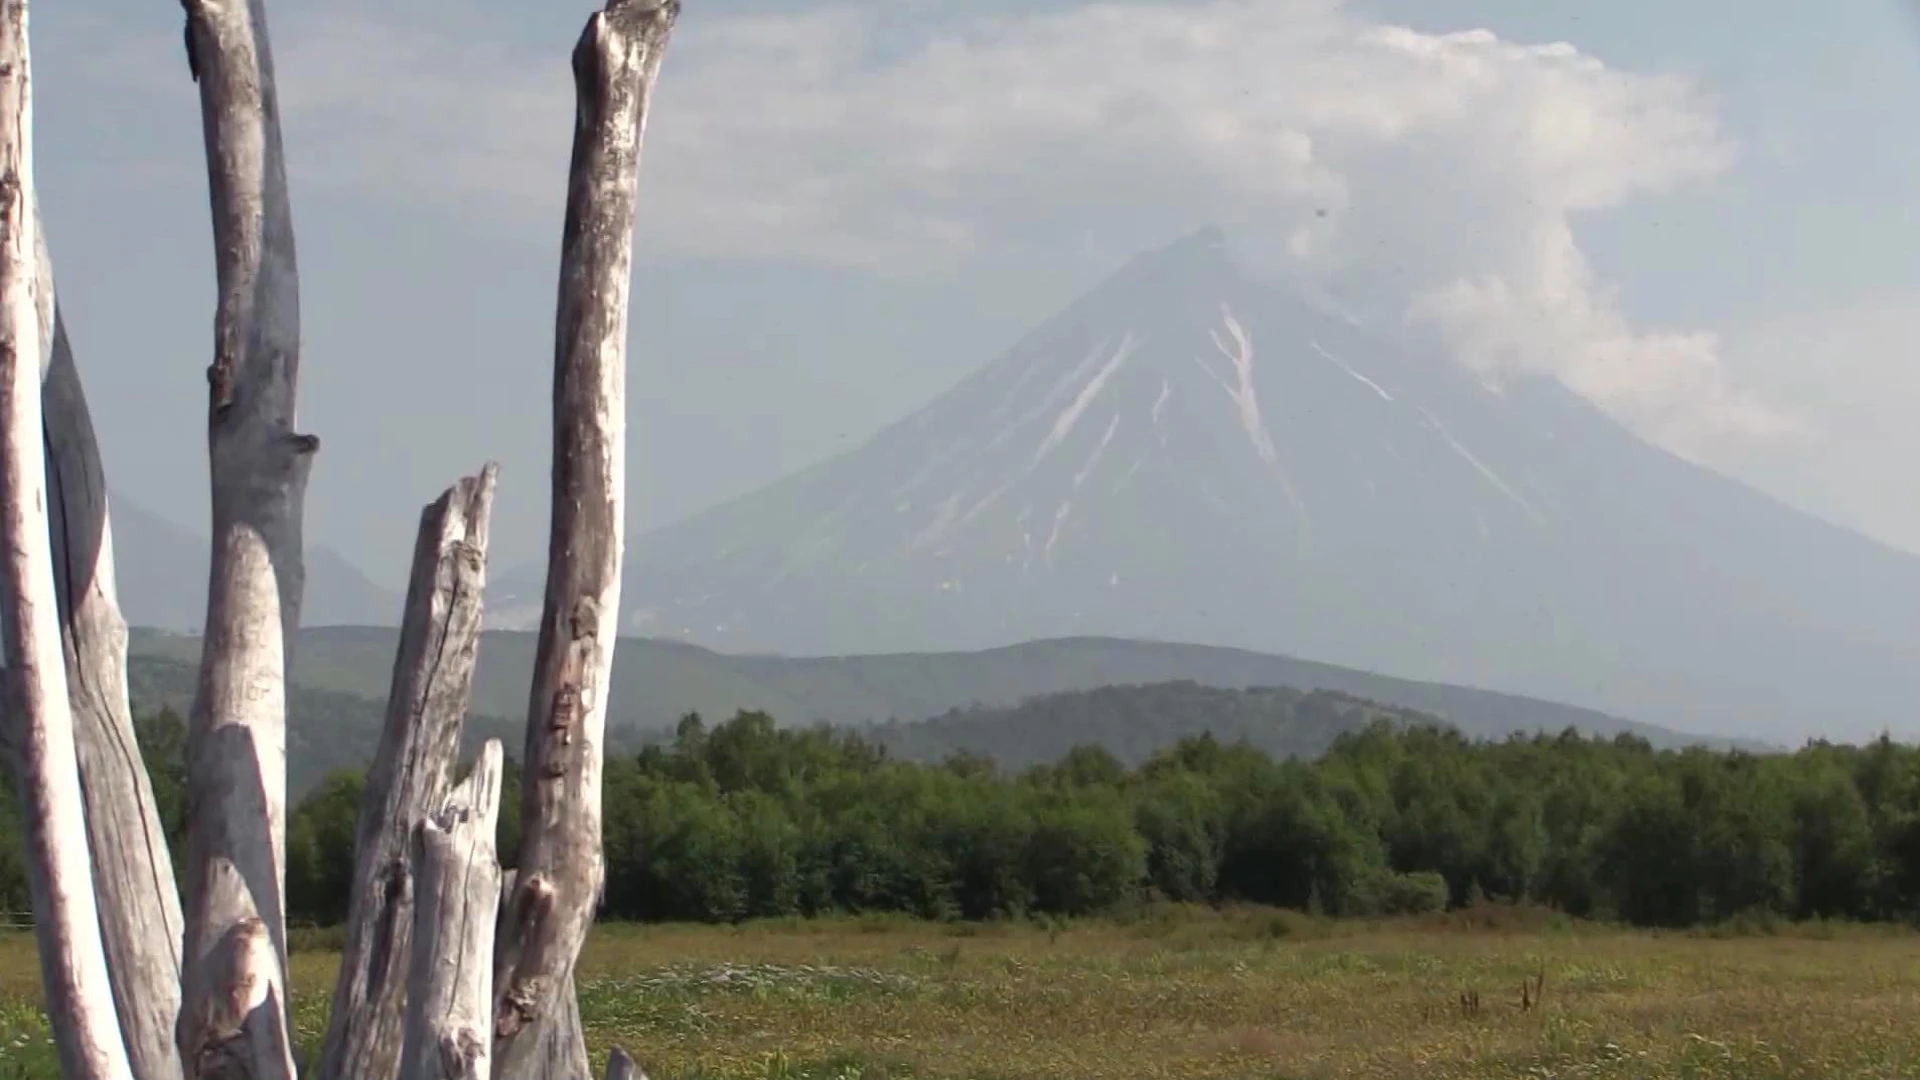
316 467 498 1080
3 87 188 1080
400 740 506 1080
174 0 309 1075
491 2 678 1075
33 183 187 1080
491 3 679 1074
0 5 135 1076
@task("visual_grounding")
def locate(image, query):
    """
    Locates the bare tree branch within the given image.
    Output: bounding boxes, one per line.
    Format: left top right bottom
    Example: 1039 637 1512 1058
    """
491 1 679 1072
401 740 505 1080
317 466 498 1080
173 0 309 1075
0 4 135 1075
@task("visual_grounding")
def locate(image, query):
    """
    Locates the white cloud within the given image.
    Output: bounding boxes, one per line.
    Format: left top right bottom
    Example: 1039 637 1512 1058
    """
69 0 1787 455
1707 294 1920 555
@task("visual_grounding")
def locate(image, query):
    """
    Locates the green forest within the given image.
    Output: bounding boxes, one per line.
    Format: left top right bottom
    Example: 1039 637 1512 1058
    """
3 689 1916 932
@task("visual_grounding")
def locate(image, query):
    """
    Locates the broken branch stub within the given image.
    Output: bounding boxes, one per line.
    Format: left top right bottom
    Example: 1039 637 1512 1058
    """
175 0 309 1076
400 740 506 1080
317 466 499 1080
492 1 679 1074
0 5 135 1076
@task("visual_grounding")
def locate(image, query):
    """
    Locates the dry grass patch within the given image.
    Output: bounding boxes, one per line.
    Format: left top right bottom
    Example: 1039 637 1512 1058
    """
0 909 1916 1078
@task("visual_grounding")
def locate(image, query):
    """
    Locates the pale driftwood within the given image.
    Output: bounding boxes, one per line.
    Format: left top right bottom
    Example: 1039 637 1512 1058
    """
605 1047 644 1080
400 740 506 1080
0 5 134 1076
316 466 498 1080
175 0 309 1076
493 1 679 1073
32 190 187 1080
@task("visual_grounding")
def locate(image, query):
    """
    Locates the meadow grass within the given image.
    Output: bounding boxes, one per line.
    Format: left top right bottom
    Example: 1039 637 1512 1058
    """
1 906 1917 1079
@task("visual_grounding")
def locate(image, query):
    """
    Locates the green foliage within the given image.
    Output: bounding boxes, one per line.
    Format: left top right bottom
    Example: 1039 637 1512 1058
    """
11 687 1920 934
1347 867 1450 916
286 771 366 927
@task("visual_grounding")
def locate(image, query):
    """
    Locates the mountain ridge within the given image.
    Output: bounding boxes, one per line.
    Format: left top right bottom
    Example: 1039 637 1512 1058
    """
126 626 1762 760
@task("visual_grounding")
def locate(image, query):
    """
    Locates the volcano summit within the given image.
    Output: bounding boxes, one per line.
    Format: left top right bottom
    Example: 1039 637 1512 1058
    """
493 228 1920 744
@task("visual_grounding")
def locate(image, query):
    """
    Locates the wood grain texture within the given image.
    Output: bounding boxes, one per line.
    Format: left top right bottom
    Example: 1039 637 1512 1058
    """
316 467 497 1080
400 741 505 1080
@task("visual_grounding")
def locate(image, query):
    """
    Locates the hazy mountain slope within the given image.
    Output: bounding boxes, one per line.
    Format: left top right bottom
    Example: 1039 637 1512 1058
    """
126 627 1730 751
864 681 1447 771
112 493 400 629
124 654 520 800
494 228 1920 744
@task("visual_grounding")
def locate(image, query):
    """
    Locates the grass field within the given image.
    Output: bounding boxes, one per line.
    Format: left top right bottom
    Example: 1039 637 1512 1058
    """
0 907 1916 1079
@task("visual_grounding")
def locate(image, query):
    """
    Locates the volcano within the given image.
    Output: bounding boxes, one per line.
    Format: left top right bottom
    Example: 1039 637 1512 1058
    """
493 228 1920 744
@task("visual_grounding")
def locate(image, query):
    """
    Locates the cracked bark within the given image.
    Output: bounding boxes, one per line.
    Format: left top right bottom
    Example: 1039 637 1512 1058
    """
400 741 506 1080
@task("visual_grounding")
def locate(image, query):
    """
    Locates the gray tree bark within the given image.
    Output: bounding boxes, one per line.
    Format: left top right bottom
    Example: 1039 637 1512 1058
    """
316 467 498 1080
0 5 135 1075
400 740 506 1080
173 0 310 1076
491 3 679 1076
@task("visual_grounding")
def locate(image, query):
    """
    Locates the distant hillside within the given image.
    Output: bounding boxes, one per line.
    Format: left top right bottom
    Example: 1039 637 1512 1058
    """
112 493 400 630
864 681 1445 770
127 627 1741 764
125 655 521 800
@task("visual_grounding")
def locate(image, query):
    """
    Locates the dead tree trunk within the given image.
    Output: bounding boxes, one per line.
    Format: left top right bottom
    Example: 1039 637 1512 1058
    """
34 189 187 1080
6 0 685 1075
5 77 188 1080
317 467 498 1080
491 2 679 1074
0 5 135 1076
400 740 505 1080
174 0 310 1076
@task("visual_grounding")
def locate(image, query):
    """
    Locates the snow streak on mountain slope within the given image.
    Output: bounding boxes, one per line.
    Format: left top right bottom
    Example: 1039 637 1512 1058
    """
492 228 1920 744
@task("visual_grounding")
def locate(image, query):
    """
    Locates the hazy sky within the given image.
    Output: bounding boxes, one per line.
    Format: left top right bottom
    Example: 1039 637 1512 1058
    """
26 0 1920 584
